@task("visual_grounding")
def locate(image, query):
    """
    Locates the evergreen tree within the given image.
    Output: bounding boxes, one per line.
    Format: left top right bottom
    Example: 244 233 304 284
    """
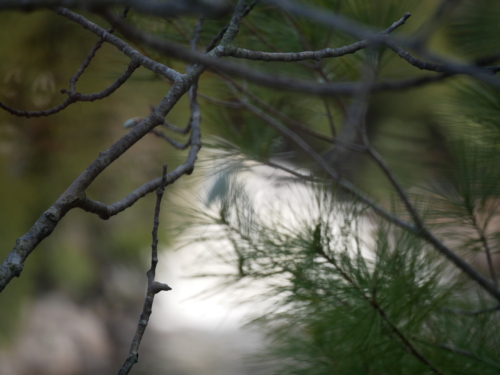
1 0 500 374
185 1 500 374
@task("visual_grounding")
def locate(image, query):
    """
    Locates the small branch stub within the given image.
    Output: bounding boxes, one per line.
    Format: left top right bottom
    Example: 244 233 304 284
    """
152 281 172 294
118 164 171 375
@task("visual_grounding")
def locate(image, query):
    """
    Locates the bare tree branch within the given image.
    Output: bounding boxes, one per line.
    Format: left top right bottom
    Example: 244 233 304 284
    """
0 0 252 292
371 298 443 374
0 96 73 118
217 71 367 151
224 13 410 62
102 9 500 100
263 160 324 183
230 92 414 230
69 7 131 93
80 5 253 221
1 2 500 372
0 60 139 118
151 129 191 149
218 72 334 142
228 72 500 303
205 0 259 53
53 7 181 82
198 93 245 109
0 109 163 291
100 10 403 95
322 97 337 138
118 165 172 375
99 9 386 96
0 8 139 118
363 135 500 303
265 0 500 88
327 55 500 305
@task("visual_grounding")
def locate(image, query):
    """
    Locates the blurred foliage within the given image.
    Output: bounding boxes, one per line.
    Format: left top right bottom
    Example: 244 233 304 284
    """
193 175 500 374
1 0 500 374
179 1 500 374
447 0 500 59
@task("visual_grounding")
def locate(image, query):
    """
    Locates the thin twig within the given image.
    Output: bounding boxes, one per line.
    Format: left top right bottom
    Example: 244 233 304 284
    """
99 11 460 97
1 60 139 118
206 0 259 53
371 299 443 375
360 124 500 302
0 96 73 118
322 97 337 138
163 120 193 134
188 15 204 73
230 91 413 229
0 1 252 292
325 55 375 171
206 24 229 53
151 129 191 149
79 74 202 219
198 93 245 109
79 0 251 220
281 9 347 113
217 72 365 151
263 160 324 182
54 7 181 82
118 166 172 375
367 147 423 230
350 76 500 304
223 14 403 63
223 75 500 303
242 19 280 52
70 7 130 93
263 0 500 88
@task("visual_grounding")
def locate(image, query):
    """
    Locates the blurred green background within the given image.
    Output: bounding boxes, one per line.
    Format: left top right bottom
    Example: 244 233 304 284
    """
0 0 499 374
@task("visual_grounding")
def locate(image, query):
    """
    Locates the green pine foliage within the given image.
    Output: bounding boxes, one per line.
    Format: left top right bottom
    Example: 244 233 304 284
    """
179 1 500 374
447 0 500 59
191 176 500 374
